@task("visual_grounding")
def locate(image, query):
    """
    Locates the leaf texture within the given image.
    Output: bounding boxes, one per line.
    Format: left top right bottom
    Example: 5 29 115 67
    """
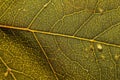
0 0 120 80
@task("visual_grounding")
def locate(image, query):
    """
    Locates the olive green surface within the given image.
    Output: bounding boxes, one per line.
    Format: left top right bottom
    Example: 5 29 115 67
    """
0 0 120 80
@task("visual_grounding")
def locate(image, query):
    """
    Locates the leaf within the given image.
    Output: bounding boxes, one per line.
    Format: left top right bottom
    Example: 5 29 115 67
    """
0 0 120 80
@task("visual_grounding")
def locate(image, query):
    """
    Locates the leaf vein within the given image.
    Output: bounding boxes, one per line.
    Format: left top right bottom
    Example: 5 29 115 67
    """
33 32 59 80
0 0 15 19
27 0 51 29
93 21 120 39
0 25 120 48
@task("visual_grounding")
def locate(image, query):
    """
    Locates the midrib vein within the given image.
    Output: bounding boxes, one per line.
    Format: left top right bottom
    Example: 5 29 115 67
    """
0 24 120 48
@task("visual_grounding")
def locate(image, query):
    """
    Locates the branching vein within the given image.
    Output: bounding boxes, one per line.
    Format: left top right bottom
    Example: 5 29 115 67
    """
0 25 120 49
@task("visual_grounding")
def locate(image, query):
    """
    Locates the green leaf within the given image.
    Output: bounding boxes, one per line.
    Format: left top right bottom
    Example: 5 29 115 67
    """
0 0 120 80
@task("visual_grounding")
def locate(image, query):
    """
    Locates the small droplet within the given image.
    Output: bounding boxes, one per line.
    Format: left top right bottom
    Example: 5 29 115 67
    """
4 68 11 77
85 48 88 52
23 9 26 11
115 54 120 61
18 9 21 11
98 7 104 14
97 44 102 51
4 71 8 77
100 54 105 60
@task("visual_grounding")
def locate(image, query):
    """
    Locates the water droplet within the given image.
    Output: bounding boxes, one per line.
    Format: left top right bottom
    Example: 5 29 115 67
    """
4 68 11 77
97 44 102 51
23 9 26 11
4 71 8 77
115 54 119 61
100 54 105 60
98 8 104 14
85 48 88 51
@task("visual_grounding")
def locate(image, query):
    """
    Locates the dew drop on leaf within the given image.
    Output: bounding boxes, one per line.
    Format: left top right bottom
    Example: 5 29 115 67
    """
100 54 105 60
97 44 102 51
114 54 120 61
4 68 11 77
4 71 8 77
98 7 104 14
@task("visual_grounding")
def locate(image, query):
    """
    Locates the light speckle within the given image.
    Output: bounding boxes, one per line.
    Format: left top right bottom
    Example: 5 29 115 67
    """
4 71 8 77
100 54 105 60
97 44 102 51
115 54 119 61
85 48 88 52
18 8 22 11
23 9 27 11
4 68 11 77
98 7 104 14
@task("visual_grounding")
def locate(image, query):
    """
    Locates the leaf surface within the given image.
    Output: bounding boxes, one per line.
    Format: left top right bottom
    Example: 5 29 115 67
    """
0 0 120 80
